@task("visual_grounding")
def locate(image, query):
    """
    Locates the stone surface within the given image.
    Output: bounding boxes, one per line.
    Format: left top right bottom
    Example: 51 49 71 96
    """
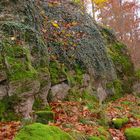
133 82 140 95
39 72 51 107
0 85 7 100
50 82 70 101
97 83 107 105
13 80 40 118
0 71 7 83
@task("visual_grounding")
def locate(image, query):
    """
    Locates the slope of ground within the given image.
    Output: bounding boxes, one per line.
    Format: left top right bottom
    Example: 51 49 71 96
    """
0 95 139 140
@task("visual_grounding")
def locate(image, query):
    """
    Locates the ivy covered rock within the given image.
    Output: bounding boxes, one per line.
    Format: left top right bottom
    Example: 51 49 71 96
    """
0 0 134 120
0 0 50 119
14 123 74 140
125 128 140 140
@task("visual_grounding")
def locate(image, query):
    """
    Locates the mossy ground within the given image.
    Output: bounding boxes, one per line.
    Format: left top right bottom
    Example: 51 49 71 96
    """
0 95 140 140
88 136 102 140
14 123 74 140
125 128 140 140
35 111 55 124
112 117 129 129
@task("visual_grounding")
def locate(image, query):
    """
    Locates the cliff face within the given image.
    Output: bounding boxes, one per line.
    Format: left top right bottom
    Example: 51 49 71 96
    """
0 0 50 119
0 0 133 120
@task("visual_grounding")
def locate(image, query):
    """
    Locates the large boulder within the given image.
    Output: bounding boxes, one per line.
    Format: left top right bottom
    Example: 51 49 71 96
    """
0 0 134 120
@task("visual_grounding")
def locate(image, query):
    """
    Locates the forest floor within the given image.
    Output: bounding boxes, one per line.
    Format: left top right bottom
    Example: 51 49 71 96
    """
0 95 140 140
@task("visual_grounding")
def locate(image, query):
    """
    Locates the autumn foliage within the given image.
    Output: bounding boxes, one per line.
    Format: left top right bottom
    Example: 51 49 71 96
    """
94 0 140 69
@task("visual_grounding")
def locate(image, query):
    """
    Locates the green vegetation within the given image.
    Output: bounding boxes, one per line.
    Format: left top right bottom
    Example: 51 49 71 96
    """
98 127 110 140
109 42 132 75
135 69 140 79
35 111 55 124
125 128 140 140
88 136 101 140
0 1 138 140
14 123 74 140
102 28 134 95
1 42 38 81
0 96 19 121
49 61 66 85
106 79 123 101
112 117 129 129
121 101 132 105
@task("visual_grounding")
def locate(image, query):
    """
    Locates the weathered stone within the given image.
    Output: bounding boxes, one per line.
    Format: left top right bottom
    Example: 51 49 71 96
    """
0 85 7 100
133 82 140 95
82 74 91 88
13 80 40 118
39 72 51 107
97 83 107 105
79 74 94 95
50 82 70 101
0 71 7 83
14 96 34 119
39 82 51 107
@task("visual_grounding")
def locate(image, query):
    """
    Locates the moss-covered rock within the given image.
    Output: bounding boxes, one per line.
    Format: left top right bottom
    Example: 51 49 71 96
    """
112 117 129 129
102 28 134 95
0 95 20 121
0 0 50 119
125 128 140 140
14 123 74 140
35 111 55 124
0 0 134 120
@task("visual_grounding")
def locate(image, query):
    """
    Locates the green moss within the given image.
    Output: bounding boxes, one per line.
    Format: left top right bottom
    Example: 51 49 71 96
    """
35 111 55 124
0 95 20 121
103 31 134 95
114 79 123 95
49 61 66 85
107 80 123 101
33 97 43 110
135 69 140 79
125 128 140 140
98 127 110 139
63 64 85 86
121 101 132 105
112 117 129 129
1 42 38 81
133 114 140 119
49 61 84 86
14 123 74 140
108 42 132 74
88 136 102 140
73 64 85 84
99 136 107 140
